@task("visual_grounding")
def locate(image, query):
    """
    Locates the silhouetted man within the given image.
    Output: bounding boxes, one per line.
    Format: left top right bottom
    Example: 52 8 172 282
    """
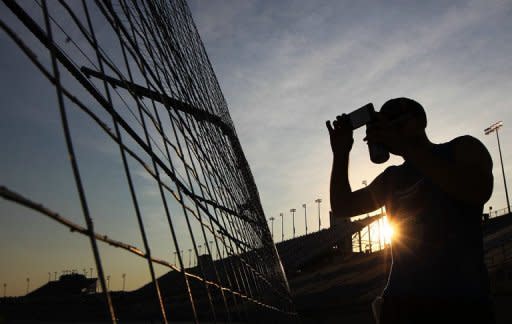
327 98 495 323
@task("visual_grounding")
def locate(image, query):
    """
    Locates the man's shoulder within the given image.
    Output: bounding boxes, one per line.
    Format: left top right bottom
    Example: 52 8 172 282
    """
448 135 485 147
445 135 492 168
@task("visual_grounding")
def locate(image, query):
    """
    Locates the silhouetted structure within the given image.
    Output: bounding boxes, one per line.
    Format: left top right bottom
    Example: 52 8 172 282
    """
27 274 97 298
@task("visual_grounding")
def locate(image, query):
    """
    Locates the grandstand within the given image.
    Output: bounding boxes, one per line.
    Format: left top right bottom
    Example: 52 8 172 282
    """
275 212 385 276
484 213 512 296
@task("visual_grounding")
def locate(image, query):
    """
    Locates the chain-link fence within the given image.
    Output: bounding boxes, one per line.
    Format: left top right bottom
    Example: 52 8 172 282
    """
0 0 296 322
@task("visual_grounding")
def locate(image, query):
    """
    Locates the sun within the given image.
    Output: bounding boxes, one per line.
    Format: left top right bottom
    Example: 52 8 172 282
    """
382 216 394 243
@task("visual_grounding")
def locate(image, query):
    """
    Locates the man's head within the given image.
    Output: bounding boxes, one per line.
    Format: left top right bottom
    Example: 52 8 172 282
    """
379 97 427 133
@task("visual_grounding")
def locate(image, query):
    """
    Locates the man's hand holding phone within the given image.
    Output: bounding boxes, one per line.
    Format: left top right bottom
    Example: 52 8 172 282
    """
326 114 354 156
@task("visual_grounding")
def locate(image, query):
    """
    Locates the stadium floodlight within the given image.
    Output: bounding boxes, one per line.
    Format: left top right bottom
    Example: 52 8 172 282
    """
269 217 275 239
315 198 322 231
280 213 284 241
484 121 503 135
484 121 510 214
290 209 296 238
302 204 308 235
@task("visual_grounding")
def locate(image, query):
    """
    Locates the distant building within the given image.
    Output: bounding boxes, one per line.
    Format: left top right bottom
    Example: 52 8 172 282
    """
27 273 97 298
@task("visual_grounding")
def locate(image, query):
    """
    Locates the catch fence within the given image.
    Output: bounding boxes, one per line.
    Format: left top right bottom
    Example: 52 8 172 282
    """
0 0 296 322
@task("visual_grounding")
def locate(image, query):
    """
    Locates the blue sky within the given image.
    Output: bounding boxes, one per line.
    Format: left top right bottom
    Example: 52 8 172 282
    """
188 0 512 219
1 0 512 296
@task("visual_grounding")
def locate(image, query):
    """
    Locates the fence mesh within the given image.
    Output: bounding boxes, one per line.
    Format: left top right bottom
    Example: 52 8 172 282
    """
0 0 296 322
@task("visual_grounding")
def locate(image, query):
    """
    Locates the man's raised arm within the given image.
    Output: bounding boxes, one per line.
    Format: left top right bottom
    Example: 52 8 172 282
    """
327 115 386 218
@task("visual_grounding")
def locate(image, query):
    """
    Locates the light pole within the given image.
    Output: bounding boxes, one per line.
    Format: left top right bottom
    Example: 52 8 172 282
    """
106 275 110 290
485 121 510 214
174 251 177 266
377 217 382 250
54 271 57 281
48 272 51 282
269 217 275 239
315 198 322 231
3 283 6 297
280 212 284 242
188 249 192 267
302 204 308 235
122 273 126 291
26 278 30 294
290 208 296 238
363 180 371 252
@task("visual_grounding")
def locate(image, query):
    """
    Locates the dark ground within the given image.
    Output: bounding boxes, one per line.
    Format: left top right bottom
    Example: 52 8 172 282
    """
289 249 512 324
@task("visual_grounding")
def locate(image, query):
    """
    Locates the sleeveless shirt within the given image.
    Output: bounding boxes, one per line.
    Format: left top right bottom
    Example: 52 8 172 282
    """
382 137 490 298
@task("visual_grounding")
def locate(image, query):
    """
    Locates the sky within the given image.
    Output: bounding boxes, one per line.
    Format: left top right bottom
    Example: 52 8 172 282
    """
187 0 512 217
1 0 512 297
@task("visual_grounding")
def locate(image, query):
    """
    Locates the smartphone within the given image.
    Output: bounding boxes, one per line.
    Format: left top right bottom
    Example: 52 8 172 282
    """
348 103 374 130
